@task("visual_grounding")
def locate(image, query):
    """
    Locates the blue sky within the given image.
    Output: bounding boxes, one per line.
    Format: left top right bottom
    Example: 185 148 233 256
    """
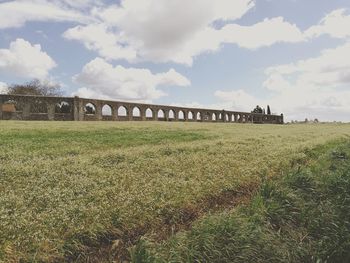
0 0 350 121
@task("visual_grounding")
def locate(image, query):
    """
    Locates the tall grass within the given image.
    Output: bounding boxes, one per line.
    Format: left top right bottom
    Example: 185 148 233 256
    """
134 140 350 262
0 121 350 261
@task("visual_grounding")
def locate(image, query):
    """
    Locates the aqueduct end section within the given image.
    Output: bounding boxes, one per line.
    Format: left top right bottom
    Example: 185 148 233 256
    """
0 94 284 124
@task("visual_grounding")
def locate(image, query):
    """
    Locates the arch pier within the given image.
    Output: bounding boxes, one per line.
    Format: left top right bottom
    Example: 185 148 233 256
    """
0 94 284 124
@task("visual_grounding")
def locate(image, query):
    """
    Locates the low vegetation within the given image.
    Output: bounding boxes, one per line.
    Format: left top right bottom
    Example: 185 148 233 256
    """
0 121 349 262
135 140 350 262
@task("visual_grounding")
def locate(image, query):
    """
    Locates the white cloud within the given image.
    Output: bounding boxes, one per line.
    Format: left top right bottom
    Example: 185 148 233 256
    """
0 38 56 79
56 0 102 9
1 1 349 68
305 9 350 39
221 17 305 49
63 23 137 61
262 73 293 92
60 4 350 66
3 0 345 67
220 42 350 122
63 1 309 65
72 57 190 101
0 82 8 94
266 42 350 88
214 89 261 112
95 0 254 28
0 0 93 29
60 0 290 65
172 17 305 64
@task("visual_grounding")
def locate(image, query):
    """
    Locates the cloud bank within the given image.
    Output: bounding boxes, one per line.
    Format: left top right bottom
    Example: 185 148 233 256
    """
1 1 350 121
62 0 308 65
0 38 56 79
73 57 190 101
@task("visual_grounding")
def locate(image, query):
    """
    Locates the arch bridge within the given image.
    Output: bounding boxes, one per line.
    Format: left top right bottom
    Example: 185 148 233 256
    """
0 94 284 124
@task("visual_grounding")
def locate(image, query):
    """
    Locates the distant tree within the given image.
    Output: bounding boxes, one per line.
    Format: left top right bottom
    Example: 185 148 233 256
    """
55 101 71 114
7 79 62 96
60 103 71 113
252 105 263 114
85 105 96 114
314 118 319 123
305 118 309 123
267 105 271 115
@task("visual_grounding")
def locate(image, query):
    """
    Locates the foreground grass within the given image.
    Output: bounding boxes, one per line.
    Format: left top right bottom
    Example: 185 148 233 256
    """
0 121 350 262
135 140 350 263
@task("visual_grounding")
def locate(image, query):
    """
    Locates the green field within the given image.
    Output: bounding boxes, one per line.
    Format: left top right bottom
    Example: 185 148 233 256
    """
1 121 350 262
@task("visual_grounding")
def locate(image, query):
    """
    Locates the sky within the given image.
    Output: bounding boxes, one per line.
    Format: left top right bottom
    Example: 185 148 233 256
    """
0 0 350 122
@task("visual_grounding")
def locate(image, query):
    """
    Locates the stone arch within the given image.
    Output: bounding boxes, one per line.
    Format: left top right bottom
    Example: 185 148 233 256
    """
2 99 20 112
232 114 237 122
158 109 165 119
218 113 222 121
212 113 217 121
188 111 194 120
55 101 71 114
168 109 175 120
132 106 141 117
145 108 153 118
102 104 112 116
1 99 21 120
225 113 229 122
248 115 251 122
178 110 185 120
204 112 211 121
196 112 201 121
84 102 96 115
31 99 48 113
117 105 128 117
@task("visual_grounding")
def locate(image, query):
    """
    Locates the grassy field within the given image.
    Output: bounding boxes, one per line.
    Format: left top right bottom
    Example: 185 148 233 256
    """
0 121 350 262
135 140 350 263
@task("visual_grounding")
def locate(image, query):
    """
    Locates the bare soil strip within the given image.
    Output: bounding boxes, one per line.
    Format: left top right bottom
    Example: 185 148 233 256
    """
68 181 258 262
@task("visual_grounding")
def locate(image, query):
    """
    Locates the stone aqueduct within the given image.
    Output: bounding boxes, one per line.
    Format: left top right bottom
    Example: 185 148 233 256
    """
0 94 284 124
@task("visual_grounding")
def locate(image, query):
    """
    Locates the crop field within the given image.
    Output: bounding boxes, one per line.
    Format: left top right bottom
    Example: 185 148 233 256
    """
1 121 350 262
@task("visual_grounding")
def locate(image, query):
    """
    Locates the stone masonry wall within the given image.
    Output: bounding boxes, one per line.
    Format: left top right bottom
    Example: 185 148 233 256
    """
0 94 284 124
